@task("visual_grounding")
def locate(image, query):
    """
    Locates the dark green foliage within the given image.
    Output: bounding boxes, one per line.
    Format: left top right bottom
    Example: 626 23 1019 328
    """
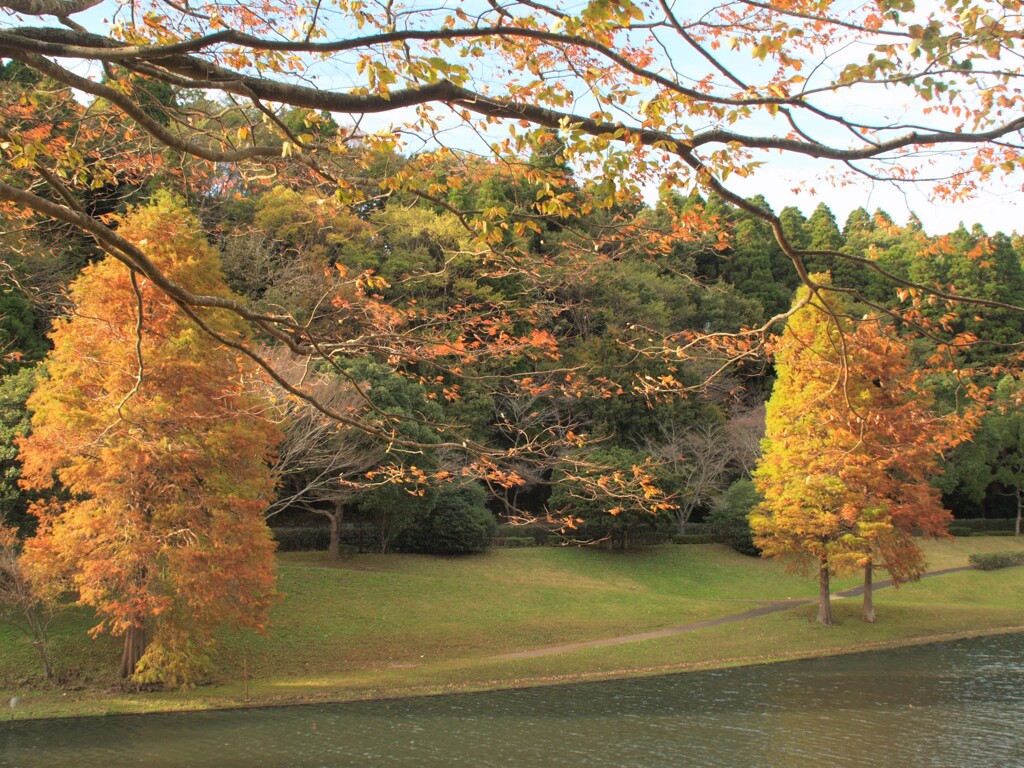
706 478 761 555
969 551 1024 570
495 536 536 548
394 483 497 554
671 533 718 545
941 378 1024 529
0 288 46 373
357 482 436 554
550 446 674 550
272 526 331 552
0 365 40 533
494 523 552 545
947 525 972 537
953 518 1019 532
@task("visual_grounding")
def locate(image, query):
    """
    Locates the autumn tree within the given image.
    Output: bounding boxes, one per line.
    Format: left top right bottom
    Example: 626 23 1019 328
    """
17 195 281 686
752 282 965 625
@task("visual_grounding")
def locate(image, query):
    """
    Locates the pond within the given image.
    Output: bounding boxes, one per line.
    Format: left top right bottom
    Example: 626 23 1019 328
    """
2 632 1022 767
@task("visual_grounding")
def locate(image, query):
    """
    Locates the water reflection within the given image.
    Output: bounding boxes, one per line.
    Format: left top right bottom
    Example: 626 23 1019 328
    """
2 633 1022 767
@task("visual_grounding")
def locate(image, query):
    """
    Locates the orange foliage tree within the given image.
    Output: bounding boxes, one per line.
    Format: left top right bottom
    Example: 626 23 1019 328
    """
17 194 281 686
751 281 970 625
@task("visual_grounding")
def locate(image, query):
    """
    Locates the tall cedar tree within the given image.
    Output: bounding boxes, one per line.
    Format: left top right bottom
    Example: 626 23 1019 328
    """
751 281 965 625
17 195 281 686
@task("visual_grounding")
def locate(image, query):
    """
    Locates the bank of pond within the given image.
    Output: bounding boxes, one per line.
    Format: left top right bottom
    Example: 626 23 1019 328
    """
2 540 1024 724
3 632 1022 767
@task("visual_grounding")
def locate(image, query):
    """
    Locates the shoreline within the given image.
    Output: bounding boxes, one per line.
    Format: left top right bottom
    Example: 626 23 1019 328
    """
11 623 1024 723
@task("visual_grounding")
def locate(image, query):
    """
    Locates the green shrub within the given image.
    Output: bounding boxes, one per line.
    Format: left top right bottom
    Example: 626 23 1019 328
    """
969 551 1024 570
955 518 1018 532
496 536 536 548
705 478 761 556
680 522 710 535
495 523 551 545
394 483 497 554
947 526 972 537
272 526 330 552
550 446 673 550
671 533 716 545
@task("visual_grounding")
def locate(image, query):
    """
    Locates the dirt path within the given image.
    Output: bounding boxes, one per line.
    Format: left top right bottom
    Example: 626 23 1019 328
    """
493 566 972 660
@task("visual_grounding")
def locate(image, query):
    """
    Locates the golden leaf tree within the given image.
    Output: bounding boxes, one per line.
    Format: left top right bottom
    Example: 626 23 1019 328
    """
17 194 281 685
751 281 970 625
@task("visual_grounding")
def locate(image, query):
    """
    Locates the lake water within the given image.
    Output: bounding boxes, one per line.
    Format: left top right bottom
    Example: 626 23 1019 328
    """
2 633 1022 767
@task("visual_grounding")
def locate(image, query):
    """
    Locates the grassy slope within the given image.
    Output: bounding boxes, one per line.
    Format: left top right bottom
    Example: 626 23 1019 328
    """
2 537 1024 719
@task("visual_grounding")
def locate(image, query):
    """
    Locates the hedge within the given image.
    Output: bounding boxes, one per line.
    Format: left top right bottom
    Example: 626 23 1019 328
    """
495 523 553 545
954 518 1018 533
969 551 1024 571
271 526 330 552
671 533 719 545
493 536 537 548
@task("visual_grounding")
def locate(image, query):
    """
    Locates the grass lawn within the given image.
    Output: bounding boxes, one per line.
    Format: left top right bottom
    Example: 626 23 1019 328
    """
2 536 1023 720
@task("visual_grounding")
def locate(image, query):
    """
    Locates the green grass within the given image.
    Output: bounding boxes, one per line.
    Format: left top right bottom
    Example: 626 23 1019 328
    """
3 537 1024 720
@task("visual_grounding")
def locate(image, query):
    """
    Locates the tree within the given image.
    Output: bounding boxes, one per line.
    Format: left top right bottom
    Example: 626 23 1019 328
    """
549 446 674 550
648 421 736 535
0 523 59 681
752 282 966 625
393 482 497 555
706 478 762 556
17 195 282 686
0 0 1022 404
0 365 39 534
261 348 394 560
942 377 1024 536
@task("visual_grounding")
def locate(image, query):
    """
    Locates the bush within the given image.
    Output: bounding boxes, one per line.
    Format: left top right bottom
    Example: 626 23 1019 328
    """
671 533 716 545
495 523 551 545
955 518 1018 532
969 551 1024 570
705 479 761 556
271 526 330 552
947 526 972 537
495 536 536 548
394 483 497 554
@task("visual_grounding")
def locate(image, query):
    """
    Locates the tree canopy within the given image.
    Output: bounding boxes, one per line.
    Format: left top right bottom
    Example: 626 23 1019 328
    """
1 0 1023 395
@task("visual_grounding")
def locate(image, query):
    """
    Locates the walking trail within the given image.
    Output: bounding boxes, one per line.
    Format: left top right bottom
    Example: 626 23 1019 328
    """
493 566 972 660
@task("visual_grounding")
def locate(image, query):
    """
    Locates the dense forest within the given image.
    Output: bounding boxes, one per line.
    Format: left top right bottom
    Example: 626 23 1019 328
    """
2 60 1022 565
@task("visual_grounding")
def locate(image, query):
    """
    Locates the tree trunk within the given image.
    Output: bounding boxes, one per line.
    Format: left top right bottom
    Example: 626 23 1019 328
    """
817 557 833 626
23 608 53 682
328 502 343 561
862 560 876 623
676 505 691 536
119 623 147 680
